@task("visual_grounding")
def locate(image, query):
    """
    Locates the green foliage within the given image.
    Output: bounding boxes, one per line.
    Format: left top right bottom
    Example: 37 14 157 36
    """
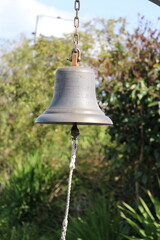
67 194 126 240
0 222 53 240
0 16 160 239
0 36 72 169
119 190 160 239
2 153 50 223
85 16 160 200
0 152 67 239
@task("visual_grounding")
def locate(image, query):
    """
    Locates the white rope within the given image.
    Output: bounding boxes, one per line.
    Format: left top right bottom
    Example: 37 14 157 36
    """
60 137 78 240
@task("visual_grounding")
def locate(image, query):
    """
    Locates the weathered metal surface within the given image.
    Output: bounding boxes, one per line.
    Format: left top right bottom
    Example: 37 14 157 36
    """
35 66 113 125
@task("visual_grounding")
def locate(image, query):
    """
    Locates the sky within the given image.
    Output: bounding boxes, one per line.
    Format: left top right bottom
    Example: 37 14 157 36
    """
0 0 159 40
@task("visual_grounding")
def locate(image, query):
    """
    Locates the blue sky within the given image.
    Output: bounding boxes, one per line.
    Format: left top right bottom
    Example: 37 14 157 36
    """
0 0 159 39
35 0 160 27
38 0 159 19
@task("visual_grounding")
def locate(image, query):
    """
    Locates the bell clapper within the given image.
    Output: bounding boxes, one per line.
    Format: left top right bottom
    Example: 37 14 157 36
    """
60 123 80 240
70 123 80 139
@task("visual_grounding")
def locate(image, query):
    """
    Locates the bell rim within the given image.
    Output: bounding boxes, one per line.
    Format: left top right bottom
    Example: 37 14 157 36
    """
36 122 113 125
35 113 113 125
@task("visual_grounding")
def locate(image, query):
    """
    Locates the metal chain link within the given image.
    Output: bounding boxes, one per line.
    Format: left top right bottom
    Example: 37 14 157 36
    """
73 0 80 51
68 0 81 63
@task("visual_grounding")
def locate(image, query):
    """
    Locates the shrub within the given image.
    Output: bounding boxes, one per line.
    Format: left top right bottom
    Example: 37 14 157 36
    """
66 194 126 240
119 190 160 239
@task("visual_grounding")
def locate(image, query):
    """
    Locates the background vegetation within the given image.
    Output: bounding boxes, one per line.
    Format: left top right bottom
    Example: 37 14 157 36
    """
0 16 160 239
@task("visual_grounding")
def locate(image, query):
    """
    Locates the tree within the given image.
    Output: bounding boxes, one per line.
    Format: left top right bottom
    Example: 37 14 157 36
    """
82 17 160 200
0 16 159 239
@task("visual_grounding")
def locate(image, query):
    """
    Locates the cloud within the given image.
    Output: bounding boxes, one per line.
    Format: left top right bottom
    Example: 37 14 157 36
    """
0 0 74 39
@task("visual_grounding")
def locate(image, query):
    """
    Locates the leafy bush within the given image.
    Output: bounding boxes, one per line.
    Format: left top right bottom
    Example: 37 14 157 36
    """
119 190 160 239
0 151 67 239
0 222 54 240
91 17 160 201
66 194 127 240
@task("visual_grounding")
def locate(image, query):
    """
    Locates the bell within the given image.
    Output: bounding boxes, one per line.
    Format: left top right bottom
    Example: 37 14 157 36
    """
35 66 113 125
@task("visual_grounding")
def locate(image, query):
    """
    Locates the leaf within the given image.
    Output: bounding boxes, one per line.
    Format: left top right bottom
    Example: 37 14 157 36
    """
120 212 146 237
147 191 160 220
139 197 155 220
122 234 144 240
119 202 143 224
148 101 159 107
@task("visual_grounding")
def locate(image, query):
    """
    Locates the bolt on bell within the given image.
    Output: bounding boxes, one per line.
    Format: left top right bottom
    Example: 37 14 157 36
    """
35 66 113 125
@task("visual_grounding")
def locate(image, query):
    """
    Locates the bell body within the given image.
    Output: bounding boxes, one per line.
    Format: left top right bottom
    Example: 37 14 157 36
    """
35 67 113 125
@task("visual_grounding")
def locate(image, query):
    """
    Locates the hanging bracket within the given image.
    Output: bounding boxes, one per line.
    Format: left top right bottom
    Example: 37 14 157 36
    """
67 48 81 66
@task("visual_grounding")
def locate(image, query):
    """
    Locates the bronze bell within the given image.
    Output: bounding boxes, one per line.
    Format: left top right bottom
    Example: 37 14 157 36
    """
35 66 113 125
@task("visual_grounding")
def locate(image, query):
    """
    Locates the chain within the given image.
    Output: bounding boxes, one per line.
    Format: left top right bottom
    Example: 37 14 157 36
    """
68 0 81 63
73 0 80 52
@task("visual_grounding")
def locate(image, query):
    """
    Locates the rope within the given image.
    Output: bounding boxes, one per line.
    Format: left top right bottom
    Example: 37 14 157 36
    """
60 136 78 240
